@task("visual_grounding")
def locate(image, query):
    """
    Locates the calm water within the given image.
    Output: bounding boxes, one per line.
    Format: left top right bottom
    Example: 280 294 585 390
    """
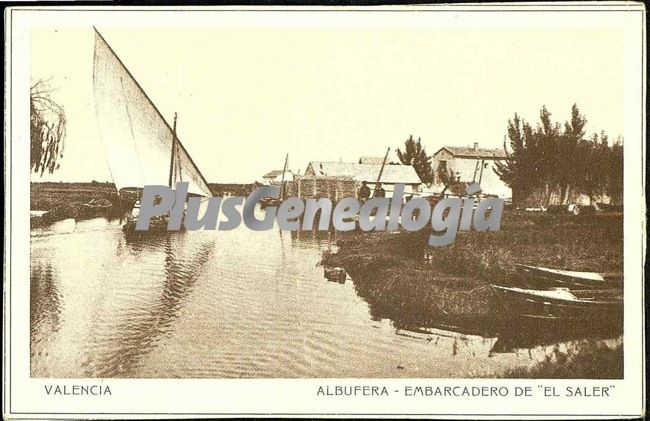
30 216 618 378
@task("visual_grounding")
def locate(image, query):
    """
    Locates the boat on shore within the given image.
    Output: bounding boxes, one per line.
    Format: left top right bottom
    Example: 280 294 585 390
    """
491 284 623 322
515 264 622 290
93 28 213 235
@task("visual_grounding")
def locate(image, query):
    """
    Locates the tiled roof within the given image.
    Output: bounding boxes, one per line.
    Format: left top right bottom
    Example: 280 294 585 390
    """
305 162 422 184
435 146 507 159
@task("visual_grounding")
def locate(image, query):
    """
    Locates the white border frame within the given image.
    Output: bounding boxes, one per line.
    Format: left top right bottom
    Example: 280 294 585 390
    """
4 4 646 418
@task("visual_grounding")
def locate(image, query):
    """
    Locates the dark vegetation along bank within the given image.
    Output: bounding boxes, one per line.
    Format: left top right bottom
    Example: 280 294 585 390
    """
31 182 123 225
30 182 259 226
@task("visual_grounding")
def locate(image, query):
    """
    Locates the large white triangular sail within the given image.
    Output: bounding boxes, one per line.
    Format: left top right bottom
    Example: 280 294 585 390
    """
93 29 212 198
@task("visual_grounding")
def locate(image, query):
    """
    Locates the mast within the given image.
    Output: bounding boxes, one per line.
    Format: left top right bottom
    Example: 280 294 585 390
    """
279 153 289 200
373 147 390 196
169 112 178 188
478 159 485 185
472 160 480 183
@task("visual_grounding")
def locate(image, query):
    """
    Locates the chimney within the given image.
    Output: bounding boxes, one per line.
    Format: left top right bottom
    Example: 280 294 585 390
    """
473 142 479 150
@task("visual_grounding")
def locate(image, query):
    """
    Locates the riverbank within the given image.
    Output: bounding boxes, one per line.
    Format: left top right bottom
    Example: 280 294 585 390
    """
321 211 623 341
31 182 123 225
30 182 260 225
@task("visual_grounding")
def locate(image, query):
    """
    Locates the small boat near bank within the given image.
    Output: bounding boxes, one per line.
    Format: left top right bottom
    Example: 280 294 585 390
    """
30 210 52 228
491 284 623 322
78 198 113 218
516 264 622 290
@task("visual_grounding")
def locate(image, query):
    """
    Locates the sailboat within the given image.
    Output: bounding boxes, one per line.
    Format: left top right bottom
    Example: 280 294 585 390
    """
92 28 213 233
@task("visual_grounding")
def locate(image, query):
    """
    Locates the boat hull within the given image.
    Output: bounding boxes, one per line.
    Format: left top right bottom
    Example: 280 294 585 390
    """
491 285 622 322
122 216 184 235
516 264 622 290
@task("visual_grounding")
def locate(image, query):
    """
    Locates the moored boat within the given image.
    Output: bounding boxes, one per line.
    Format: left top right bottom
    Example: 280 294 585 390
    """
491 284 623 322
30 210 51 228
515 264 622 290
79 198 113 218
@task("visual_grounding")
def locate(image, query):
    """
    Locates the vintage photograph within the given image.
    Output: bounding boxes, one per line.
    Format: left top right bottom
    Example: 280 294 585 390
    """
29 20 627 382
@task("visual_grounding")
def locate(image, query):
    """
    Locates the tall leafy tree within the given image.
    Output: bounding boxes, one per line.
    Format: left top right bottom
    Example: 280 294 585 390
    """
396 135 434 184
607 137 624 204
557 104 587 204
496 104 620 206
494 113 536 204
579 131 610 204
31 79 66 175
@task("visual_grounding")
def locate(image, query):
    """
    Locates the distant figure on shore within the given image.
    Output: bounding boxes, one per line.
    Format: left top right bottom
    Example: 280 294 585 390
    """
131 200 141 218
374 183 386 198
358 181 371 203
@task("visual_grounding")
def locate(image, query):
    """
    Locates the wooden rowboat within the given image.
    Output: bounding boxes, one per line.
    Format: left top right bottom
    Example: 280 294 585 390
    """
491 285 622 322
515 264 622 289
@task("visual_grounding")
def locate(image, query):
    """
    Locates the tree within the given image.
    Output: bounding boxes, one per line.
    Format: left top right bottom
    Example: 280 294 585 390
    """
556 104 587 204
496 104 620 206
31 79 66 175
606 137 623 204
494 113 537 204
579 131 610 204
436 165 464 196
396 135 434 184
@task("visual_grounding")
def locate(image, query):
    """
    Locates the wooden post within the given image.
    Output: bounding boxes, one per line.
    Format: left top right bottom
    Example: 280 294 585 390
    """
373 147 391 196
472 160 480 183
478 159 485 185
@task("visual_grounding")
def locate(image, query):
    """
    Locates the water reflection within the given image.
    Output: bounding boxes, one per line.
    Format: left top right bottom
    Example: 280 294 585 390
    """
81 233 215 377
489 317 623 353
30 261 62 375
30 219 621 378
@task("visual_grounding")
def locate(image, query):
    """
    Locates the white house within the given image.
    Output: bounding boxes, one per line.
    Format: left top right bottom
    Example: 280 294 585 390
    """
431 143 511 198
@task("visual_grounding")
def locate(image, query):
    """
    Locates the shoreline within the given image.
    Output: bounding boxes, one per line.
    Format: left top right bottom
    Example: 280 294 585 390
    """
321 211 624 378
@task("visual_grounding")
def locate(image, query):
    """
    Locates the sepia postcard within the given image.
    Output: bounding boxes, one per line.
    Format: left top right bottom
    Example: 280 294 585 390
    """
3 3 646 419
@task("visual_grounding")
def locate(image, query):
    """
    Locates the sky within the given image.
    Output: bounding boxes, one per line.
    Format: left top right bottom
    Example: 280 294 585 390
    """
31 25 624 183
